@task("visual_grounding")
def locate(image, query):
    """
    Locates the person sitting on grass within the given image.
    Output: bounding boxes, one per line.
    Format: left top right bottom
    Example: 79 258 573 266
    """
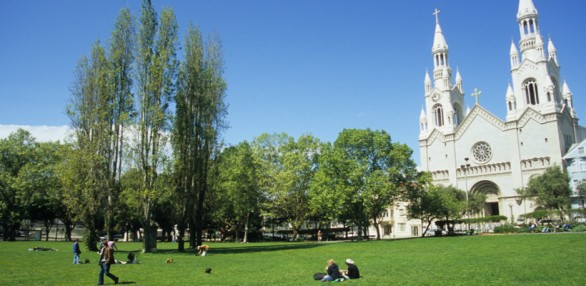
321 259 341 282
197 245 209 256
340 258 360 279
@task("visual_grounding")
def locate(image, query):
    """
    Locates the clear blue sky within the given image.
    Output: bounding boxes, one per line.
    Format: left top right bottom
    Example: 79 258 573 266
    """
1 0 585 165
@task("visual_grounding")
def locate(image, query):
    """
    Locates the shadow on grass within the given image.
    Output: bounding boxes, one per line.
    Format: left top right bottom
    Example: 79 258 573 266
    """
139 242 326 255
211 243 322 255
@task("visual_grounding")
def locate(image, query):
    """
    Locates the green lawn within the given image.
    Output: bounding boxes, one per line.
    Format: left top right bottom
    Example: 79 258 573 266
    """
1 233 585 285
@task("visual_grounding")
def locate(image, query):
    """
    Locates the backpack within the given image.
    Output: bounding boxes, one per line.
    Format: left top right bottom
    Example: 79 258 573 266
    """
313 272 326 280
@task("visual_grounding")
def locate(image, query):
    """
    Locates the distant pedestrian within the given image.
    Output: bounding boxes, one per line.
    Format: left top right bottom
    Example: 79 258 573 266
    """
98 238 119 285
317 230 323 242
72 239 82 264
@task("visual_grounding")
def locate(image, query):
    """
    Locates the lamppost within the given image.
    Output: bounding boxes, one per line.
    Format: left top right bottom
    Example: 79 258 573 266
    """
508 203 514 224
460 157 471 231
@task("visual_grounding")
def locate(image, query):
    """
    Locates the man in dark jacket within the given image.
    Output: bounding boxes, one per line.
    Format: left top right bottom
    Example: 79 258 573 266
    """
72 239 82 264
341 258 360 279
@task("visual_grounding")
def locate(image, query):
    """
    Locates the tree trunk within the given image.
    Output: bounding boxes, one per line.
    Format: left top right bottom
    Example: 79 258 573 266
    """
177 227 185 252
143 224 157 253
243 213 249 243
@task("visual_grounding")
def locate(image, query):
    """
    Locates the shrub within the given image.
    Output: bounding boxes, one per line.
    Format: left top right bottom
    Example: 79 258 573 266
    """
570 225 586 232
494 224 519 233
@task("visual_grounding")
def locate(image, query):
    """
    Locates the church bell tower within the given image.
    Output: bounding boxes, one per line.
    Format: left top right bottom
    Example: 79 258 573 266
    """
420 9 465 138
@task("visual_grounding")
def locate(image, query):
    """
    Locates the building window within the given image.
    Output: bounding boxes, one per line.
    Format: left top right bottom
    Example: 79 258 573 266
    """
433 105 444 127
524 80 539 105
472 141 493 163
384 225 392 235
399 223 406 232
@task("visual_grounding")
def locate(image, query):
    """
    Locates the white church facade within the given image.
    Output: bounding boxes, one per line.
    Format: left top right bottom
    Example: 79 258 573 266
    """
418 0 585 223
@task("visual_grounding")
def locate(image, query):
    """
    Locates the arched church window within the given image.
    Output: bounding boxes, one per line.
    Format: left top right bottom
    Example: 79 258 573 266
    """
472 141 492 163
508 101 512 111
546 92 551 102
433 104 444 127
523 79 539 105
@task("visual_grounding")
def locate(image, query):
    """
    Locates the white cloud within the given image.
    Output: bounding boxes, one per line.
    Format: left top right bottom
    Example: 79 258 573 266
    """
0 125 71 143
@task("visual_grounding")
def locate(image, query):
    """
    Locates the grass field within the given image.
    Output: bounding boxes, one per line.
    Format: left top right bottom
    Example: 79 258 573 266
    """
1 233 585 285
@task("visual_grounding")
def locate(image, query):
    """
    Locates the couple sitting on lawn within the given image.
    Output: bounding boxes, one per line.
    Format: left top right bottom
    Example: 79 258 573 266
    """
320 258 360 282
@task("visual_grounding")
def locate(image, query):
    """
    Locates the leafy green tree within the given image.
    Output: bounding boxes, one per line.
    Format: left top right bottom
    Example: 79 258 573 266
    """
312 129 418 239
252 133 322 239
521 166 572 220
214 142 261 242
98 6 137 243
467 192 487 217
173 24 227 250
0 130 40 240
577 181 586 210
413 185 466 236
134 0 178 252
308 142 343 226
26 142 64 241
66 41 111 250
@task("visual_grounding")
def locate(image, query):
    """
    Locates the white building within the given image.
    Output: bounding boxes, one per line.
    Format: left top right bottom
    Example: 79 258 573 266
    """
418 0 585 223
563 140 586 210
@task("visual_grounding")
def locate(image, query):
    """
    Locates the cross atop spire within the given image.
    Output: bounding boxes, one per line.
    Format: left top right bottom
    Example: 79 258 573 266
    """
433 9 441 24
471 88 482 105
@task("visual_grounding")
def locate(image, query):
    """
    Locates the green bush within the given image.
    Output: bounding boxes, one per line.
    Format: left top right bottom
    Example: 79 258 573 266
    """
570 225 586 232
494 224 519 233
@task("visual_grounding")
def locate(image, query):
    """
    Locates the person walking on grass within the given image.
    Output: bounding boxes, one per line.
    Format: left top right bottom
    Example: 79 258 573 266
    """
98 238 119 285
72 239 82 264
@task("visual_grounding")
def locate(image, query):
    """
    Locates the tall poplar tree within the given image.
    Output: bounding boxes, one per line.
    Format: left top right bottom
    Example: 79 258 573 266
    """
103 7 136 239
66 42 111 250
134 0 178 252
173 25 227 250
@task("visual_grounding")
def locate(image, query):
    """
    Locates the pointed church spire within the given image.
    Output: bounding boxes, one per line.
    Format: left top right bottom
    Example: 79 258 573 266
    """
419 107 428 132
548 37 558 64
510 40 519 55
506 83 517 121
563 80 575 114
424 70 431 94
563 80 572 97
517 0 538 20
432 8 449 73
432 10 448 54
506 83 514 99
517 0 540 40
510 40 520 67
455 68 463 93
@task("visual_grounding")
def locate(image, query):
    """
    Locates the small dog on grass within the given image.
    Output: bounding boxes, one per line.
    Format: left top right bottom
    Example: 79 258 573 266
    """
205 267 212 274
166 258 174 264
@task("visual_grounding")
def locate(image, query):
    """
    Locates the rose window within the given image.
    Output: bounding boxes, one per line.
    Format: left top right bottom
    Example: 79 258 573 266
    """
472 142 492 163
